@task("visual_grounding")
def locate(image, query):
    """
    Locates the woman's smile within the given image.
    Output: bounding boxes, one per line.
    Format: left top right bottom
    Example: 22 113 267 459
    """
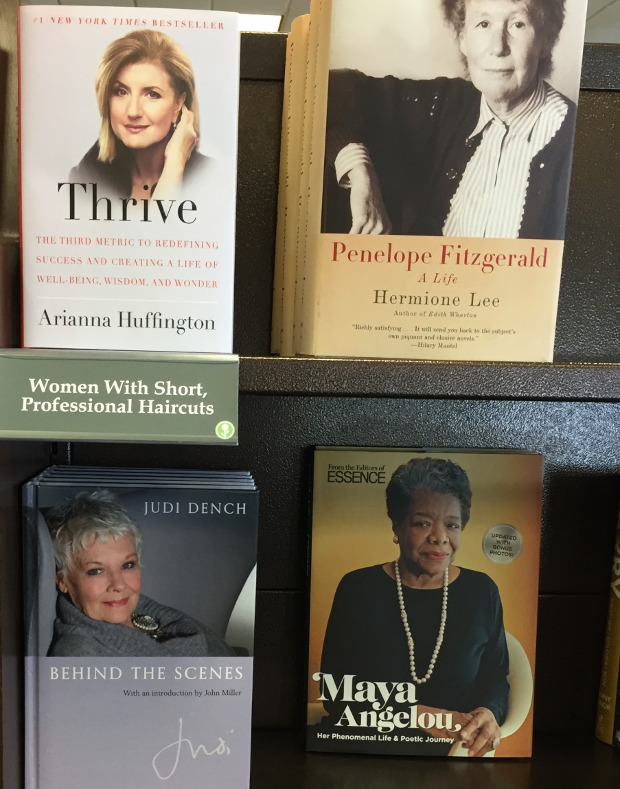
109 60 185 151
394 488 463 585
424 549 449 560
104 597 130 607
56 533 142 627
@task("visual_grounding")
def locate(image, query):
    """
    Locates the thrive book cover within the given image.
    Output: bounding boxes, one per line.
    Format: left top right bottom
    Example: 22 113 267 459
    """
23 466 258 789
280 0 588 361
19 6 240 352
307 447 542 757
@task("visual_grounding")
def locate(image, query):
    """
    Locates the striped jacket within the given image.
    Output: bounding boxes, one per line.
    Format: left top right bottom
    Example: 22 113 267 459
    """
323 70 577 240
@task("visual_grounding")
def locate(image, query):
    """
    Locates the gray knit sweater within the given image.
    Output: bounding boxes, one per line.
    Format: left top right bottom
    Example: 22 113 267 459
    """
48 593 236 658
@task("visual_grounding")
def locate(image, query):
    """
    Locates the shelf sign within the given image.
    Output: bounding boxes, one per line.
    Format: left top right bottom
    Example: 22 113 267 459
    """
0 349 239 444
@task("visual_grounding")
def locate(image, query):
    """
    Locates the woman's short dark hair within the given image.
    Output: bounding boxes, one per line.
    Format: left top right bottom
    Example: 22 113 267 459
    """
46 490 143 579
385 457 472 527
441 0 566 80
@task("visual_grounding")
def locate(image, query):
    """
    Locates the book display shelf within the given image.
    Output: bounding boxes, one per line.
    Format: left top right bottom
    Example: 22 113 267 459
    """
1 12 620 788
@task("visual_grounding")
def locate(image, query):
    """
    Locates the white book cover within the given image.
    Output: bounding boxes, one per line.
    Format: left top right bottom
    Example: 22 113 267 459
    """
19 6 240 352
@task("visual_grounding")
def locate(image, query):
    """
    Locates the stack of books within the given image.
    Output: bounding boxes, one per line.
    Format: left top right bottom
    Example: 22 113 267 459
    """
23 464 258 789
271 0 588 362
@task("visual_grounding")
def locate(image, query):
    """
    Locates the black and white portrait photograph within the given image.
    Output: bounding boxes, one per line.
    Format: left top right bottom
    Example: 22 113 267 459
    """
321 0 588 240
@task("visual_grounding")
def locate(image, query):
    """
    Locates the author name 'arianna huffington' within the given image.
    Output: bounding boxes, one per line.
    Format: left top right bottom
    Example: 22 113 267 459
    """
38 309 214 334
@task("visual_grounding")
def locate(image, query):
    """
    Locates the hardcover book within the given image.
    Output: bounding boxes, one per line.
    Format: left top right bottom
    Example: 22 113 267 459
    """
307 447 542 757
276 0 588 361
19 6 240 352
23 465 258 789
595 511 620 745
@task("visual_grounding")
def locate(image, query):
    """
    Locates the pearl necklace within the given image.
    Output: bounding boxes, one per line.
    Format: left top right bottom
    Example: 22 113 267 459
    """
394 560 449 684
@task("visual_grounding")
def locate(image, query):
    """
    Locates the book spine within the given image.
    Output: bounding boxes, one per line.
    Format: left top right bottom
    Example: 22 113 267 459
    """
595 512 620 744
281 15 310 356
615 672 620 753
272 15 310 356
270 21 295 355
295 0 331 356
0 240 19 348
23 481 40 789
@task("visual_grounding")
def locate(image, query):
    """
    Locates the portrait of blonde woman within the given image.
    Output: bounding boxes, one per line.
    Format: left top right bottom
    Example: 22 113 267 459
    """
70 29 207 200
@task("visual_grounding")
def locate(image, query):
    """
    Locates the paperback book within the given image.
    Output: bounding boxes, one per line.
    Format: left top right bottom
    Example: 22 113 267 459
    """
19 6 240 352
274 0 588 361
23 465 258 789
307 447 542 757
271 12 310 356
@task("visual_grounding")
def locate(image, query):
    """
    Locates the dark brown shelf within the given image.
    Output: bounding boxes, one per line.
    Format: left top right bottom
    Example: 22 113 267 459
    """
239 356 620 402
250 730 620 788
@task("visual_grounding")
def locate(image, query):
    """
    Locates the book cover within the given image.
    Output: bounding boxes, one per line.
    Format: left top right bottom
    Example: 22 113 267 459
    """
307 447 542 757
287 0 588 361
19 6 240 353
595 511 620 744
23 466 258 788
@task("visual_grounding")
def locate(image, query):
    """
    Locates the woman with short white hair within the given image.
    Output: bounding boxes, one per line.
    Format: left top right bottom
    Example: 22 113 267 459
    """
47 490 235 657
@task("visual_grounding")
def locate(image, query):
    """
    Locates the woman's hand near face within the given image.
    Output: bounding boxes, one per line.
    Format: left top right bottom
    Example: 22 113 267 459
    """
165 106 197 166
457 706 501 757
347 161 392 234
152 105 197 199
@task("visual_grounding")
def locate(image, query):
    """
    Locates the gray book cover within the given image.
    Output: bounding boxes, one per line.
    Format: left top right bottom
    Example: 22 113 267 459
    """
23 468 258 788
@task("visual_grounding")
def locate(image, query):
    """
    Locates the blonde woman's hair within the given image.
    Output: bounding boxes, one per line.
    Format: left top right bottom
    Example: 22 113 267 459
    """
95 29 199 162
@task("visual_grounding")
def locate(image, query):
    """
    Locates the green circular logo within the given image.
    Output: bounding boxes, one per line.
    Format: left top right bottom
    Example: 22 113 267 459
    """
215 421 236 440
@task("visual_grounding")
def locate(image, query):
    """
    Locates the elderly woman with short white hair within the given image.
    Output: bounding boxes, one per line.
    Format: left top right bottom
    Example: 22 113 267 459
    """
47 490 235 658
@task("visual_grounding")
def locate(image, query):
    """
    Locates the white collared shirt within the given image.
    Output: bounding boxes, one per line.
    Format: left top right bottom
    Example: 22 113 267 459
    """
443 80 569 238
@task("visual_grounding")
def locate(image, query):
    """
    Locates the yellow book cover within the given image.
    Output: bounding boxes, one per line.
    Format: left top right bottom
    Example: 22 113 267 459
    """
297 0 588 361
307 447 542 757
